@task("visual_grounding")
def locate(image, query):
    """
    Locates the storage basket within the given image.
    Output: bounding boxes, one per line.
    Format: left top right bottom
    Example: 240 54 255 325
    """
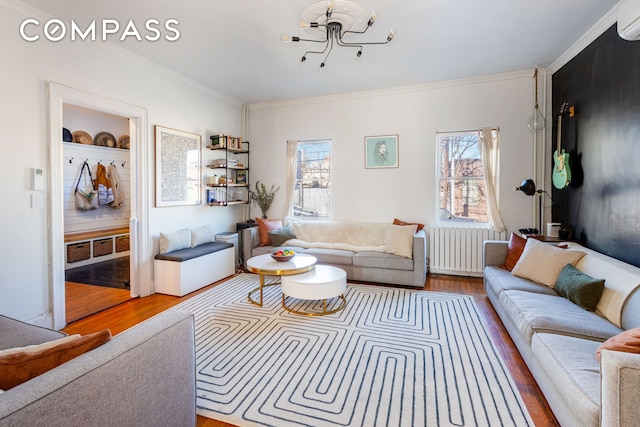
93 238 113 257
115 235 130 253
67 242 90 263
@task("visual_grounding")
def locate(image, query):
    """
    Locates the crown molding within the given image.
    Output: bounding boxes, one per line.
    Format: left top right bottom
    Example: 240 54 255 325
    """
249 70 533 110
0 0 243 108
548 4 620 74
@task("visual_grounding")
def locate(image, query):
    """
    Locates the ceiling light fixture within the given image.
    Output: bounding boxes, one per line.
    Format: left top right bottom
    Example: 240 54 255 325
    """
281 0 395 69
526 68 546 133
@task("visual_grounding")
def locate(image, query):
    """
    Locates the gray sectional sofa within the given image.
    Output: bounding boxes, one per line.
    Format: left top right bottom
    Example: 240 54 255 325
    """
242 219 427 287
0 310 196 427
483 240 640 427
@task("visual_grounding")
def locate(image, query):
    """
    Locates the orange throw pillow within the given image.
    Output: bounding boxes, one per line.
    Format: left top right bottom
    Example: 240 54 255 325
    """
596 327 640 362
0 329 111 390
256 218 283 246
393 218 425 232
503 233 526 271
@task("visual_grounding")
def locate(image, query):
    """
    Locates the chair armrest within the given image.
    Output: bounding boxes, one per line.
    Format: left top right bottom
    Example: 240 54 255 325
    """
483 240 508 267
600 349 640 427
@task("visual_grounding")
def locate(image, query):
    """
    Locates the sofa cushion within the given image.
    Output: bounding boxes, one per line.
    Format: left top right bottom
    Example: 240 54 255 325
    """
289 219 388 247
301 248 355 266
159 228 191 254
190 224 215 247
555 264 605 311
567 242 640 328
596 327 640 362
393 218 425 232
353 251 414 270
384 224 417 258
484 266 558 296
531 333 601 427
0 329 111 389
511 237 585 287
503 233 526 271
256 218 283 246
499 290 622 344
0 316 66 350
268 224 296 246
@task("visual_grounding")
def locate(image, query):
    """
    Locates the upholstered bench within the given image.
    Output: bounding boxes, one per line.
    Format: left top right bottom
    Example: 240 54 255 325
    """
154 241 235 296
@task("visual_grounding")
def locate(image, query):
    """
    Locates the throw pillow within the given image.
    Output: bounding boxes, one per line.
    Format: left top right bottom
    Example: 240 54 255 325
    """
384 224 418 258
596 327 640 362
503 233 527 271
554 263 605 311
159 228 191 254
0 329 111 390
511 237 585 287
268 224 296 247
256 218 283 246
392 218 425 232
191 224 215 247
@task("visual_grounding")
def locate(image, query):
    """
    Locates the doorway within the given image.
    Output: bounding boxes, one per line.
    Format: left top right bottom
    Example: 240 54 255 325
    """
48 82 151 330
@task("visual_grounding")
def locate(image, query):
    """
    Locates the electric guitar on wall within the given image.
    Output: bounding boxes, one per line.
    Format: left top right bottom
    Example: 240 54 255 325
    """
552 101 571 189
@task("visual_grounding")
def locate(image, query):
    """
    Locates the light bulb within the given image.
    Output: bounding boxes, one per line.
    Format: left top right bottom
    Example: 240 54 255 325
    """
369 11 378 24
327 0 334 17
387 28 396 41
299 21 309 29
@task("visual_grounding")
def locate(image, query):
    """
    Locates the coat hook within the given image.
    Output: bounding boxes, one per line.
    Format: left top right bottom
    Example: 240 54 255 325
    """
121 161 126 167
69 157 74 164
98 160 102 164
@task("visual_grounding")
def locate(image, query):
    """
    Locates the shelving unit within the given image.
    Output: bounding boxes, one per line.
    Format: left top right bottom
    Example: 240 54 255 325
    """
206 135 249 206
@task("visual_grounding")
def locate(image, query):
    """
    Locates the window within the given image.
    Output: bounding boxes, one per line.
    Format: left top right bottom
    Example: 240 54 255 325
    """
292 140 331 218
437 131 488 224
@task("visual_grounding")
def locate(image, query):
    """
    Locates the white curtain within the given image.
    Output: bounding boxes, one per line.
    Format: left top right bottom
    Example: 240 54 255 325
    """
282 140 298 219
478 128 506 232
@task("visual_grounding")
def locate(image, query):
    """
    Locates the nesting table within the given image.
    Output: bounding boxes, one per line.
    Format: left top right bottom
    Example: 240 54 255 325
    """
245 253 317 307
245 254 347 316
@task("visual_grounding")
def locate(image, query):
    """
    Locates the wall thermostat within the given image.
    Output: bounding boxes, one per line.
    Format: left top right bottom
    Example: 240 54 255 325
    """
32 168 44 191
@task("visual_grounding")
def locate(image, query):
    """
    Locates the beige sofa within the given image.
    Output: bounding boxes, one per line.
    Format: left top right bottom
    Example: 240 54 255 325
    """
483 240 640 426
242 218 428 287
0 310 196 426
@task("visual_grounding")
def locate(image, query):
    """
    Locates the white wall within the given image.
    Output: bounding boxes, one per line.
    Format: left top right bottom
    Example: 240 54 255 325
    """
0 4 244 324
248 74 537 230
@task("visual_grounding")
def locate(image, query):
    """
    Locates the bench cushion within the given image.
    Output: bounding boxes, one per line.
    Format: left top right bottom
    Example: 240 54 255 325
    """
154 242 232 262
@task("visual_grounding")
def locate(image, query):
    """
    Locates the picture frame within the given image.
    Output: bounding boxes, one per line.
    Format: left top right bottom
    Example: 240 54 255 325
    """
155 125 202 207
365 134 398 168
236 169 247 185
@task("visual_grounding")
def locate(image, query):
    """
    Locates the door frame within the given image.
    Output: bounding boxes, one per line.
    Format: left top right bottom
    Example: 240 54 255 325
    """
48 82 151 330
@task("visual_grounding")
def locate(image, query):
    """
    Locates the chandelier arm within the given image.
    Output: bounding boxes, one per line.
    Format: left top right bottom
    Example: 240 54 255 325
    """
320 28 336 67
339 39 391 46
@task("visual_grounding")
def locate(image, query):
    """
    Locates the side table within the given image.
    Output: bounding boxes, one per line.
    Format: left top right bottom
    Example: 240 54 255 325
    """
236 221 258 268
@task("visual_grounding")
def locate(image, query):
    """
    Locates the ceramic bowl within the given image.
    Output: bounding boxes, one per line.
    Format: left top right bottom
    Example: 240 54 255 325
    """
271 252 295 262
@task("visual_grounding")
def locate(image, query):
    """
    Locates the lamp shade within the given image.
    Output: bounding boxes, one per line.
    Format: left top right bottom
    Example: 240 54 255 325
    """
514 179 536 196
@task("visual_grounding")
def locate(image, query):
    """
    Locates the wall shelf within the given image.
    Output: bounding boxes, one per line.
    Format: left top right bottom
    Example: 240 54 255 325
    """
205 136 249 207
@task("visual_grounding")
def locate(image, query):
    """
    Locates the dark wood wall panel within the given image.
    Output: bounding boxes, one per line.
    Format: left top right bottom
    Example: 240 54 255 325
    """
552 25 640 267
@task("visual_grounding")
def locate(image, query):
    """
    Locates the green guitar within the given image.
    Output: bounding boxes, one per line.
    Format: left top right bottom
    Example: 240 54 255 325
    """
552 102 571 189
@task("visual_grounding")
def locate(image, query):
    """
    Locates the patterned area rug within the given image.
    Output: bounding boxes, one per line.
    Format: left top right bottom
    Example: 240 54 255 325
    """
173 274 533 427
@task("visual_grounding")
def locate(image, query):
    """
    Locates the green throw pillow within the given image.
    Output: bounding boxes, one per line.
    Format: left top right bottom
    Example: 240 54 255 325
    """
267 225 296 247
554 263 605 311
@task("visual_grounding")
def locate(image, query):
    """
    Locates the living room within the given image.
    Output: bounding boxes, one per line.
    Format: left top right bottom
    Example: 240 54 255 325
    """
2 0 640 425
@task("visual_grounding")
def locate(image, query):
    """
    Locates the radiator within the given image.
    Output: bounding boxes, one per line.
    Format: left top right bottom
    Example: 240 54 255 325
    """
429 226 508 276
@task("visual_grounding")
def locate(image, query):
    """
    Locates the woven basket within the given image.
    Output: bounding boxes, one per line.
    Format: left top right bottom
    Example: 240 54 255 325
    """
67 242 90 263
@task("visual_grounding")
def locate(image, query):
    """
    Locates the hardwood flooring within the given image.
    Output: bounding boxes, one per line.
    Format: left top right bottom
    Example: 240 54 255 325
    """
65 281 133 324
63 273 559 427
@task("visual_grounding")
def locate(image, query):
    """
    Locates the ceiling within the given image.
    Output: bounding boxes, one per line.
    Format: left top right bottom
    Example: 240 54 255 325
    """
19 0 619 104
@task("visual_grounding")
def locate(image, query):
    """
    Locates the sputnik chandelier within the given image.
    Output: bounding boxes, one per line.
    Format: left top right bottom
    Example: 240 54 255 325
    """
281 0 395 68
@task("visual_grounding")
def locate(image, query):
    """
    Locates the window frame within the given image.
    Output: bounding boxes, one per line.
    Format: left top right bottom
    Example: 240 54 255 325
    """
436 130 489 226
291 139 332 219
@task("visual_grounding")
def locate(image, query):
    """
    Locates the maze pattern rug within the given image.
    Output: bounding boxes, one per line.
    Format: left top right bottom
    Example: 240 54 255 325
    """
173 274 533 427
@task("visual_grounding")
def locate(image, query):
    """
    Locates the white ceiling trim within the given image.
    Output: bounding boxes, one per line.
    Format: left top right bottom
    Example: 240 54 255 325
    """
249 70 533 110
548 3 620 73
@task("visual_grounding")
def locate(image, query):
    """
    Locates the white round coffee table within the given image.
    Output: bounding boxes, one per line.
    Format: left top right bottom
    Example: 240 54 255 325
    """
281 265 347 316
245 253 316 307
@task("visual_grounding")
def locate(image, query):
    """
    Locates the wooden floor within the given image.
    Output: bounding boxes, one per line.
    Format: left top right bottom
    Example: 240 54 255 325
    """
65 281 134 324
63 273 559 427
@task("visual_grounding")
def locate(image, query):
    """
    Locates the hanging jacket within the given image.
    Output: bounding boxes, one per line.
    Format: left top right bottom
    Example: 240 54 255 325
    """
107 163 125 208
94 163 114 205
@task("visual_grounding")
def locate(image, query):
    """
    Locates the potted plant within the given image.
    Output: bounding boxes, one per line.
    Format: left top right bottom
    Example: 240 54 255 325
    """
248 181 280 219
